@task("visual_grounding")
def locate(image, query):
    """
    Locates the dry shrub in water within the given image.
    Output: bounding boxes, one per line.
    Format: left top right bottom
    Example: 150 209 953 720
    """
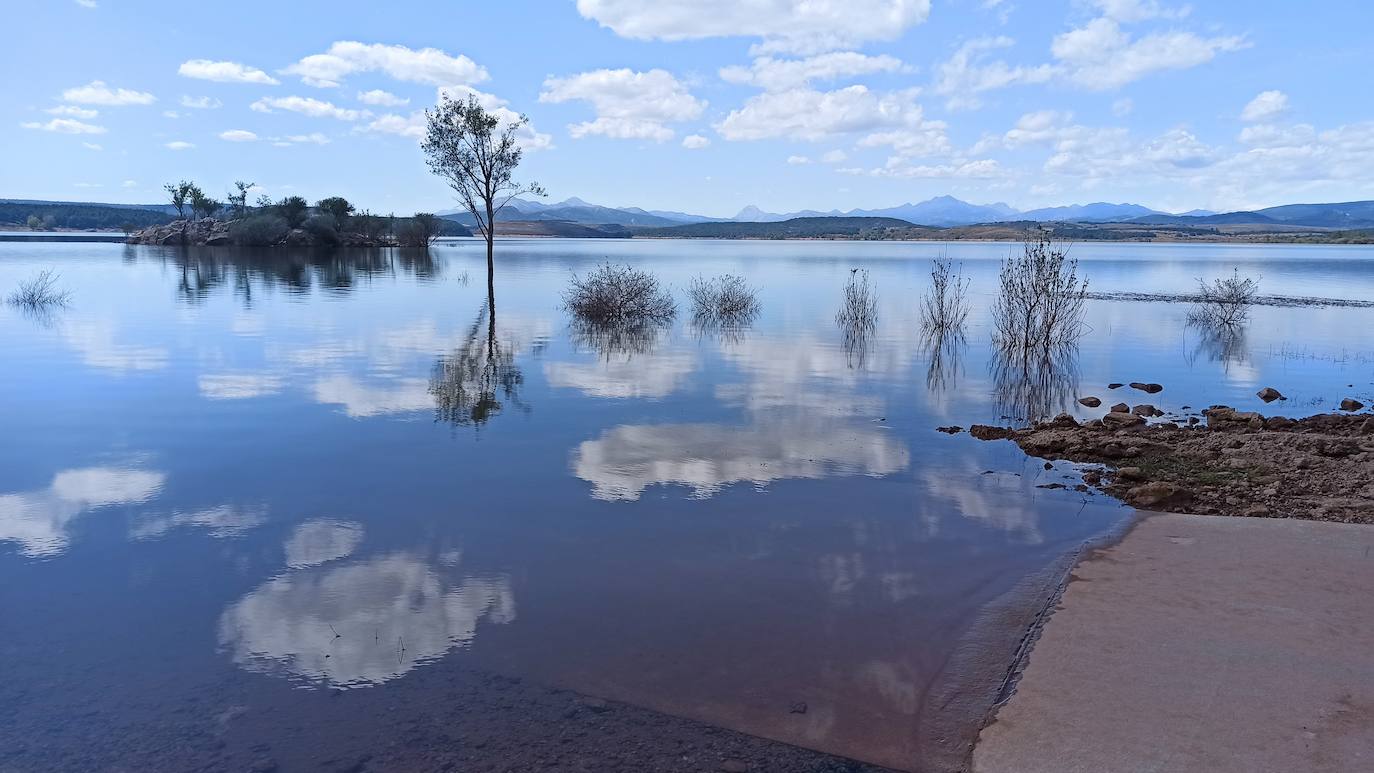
1187 268 1258 328
992 234 1088 353
687 274 760 328
8 269 71 308
920 256 970 333
836 269 877 329
563 263 676 325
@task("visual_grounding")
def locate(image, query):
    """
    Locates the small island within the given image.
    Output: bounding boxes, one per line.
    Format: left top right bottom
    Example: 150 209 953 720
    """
125 181 470 247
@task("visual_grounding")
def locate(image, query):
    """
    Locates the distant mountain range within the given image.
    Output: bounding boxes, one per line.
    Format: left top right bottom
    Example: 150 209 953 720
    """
441 195 1374 230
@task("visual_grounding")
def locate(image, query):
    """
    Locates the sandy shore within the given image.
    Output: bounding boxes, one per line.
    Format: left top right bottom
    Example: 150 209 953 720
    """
972 511 1374 772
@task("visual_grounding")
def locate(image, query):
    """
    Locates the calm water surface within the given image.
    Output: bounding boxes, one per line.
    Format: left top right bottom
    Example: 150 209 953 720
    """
1 239 1372 771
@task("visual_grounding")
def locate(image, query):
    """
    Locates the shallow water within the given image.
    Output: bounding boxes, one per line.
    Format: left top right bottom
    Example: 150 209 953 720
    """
1 239 1371 771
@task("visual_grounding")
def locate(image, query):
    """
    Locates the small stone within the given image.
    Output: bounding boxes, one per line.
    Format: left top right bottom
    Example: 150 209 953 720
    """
1117 467 1144 481
1256 387 1284 403
1108 383 1124 389
1079 396 1102 407
1110 402 1130 413
789 701 808 714
1130 382 1164 394
1082 471 1102 485
1043 461 1054 470
1127 482 1191 509
1340 398 1365 412
1243 504 1272 517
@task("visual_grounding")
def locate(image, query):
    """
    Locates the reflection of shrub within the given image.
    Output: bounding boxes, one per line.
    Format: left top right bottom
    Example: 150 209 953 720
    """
1188 268 1258 328
8 269 71 307
992 234 1088 353
687 274 760 326
303 214 341 246
920 257 969 333
230 215 289 246
563 264 676 324
836 269 877 329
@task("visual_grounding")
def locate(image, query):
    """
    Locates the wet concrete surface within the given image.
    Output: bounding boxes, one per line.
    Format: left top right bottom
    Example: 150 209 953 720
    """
973 512 1374 773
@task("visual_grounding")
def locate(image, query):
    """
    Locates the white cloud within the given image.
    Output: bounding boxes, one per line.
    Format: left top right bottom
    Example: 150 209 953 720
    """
934 36 1057 109
82 142 102 151
716 85 925 142
284 41 488 88
540 68 704 142
165 141 195 150
21 118 106 135
1052 18 1246 90
180 95 222 109
359 103 553 153
62 80 156 106
163 110 180 119
357 89 409 106
251 96 368 121
46 105 98 119
219 129 259 142
277 132 331 146
787 155 811 164
1241 90 1289 123
719 52 906 91
178 59 279 85
681 134 710 149
575 0 932 55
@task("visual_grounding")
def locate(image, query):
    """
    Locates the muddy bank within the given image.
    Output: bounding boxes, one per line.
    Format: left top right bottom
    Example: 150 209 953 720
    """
968 408 1374 523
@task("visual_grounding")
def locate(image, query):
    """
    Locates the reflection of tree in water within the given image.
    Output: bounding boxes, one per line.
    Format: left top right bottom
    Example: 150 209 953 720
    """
921 327 966 394
429 289 526 427
155 247 442 307
990 341 1080 424
1185 319 1249 371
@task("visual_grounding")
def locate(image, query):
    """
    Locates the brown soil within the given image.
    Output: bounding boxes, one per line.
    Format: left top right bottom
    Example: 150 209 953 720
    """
969 408 1374 523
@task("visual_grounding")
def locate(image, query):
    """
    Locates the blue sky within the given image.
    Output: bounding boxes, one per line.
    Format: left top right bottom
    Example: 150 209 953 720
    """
7 0 1374 217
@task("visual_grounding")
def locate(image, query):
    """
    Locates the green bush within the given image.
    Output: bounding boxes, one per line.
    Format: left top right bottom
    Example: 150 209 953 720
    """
303 214 341 246
230 215 289 246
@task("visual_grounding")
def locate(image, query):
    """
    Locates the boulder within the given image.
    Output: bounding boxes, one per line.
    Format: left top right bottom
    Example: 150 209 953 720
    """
970 425 1014 441
936 425 963 434
1109 402 1130 413
1102 411 1145 428
1341 398 1365 412
1131 404 1157 417
1130 382 1164 394
1126 482 1191 509
1078 396 1102 407
1108 383 1124 389
1204 407 1264 431
1256 387 1284 403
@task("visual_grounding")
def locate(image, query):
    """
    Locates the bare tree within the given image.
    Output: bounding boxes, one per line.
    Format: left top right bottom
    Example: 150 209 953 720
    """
164 180 194 220
1187 268 1259 328
421 93 544 290
228 181 256 219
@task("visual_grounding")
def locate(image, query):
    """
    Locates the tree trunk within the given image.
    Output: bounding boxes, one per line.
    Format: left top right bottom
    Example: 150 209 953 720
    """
485 200 496 303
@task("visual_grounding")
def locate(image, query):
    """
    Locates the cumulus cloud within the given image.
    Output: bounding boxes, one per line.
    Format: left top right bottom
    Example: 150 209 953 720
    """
274 133 331 146
359 89 552 151
1241 90 1289 123
540 68 705 142
357 89 409 106
178 59 279 85
251 96 369 121
62 80 156 106
284 41 488 88
180 95 222 109
716 85 924 142
46 105 98 119
165 141 195 150
575 0 932 55
681 134 710 149
21 118 107 134
719 52 906 91
934 37 1057 109
1052 18 1246 90
219 129 258 142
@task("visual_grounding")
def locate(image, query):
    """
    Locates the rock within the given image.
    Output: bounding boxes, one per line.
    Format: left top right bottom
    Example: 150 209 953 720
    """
1078 396 1102 407
1265 416 1297 430
1243 504 1272 517
1126 482 1191 509
1341 398 1365 412
1037 483 1067 490
1187 416 1200 426
1047 412 1078 427
970 425 1014 441
1360 418 1374 436
1130 382 1164 394
789 701 808 714
1117 467 1144 481
1101 411 1145 428
1203 407 1264 431
721 761 750 773
1131 404 1157 416
1043 461 1054 470
936 425 963 434
1257 387 1284 402
204 234 231 246
1109 402 1130 413
1081 471 1102 485
1108 383 1123 389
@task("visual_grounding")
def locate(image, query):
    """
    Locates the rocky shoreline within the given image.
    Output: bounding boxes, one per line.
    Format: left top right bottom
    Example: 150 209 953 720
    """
962 403 1374 523
126 218 397 248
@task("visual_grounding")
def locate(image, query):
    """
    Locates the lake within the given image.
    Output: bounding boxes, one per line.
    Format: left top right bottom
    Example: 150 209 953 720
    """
2 239 1372 772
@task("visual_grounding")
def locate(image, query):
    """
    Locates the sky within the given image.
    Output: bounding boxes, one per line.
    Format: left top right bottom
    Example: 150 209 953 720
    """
6 0 1374 218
